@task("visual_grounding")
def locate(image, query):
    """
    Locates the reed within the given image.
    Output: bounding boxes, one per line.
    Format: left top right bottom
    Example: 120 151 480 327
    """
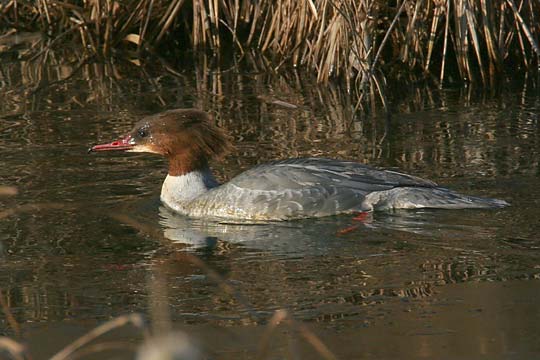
1 0 539 102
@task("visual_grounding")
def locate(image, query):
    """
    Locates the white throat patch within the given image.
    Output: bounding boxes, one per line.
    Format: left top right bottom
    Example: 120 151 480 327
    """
160 168 218 214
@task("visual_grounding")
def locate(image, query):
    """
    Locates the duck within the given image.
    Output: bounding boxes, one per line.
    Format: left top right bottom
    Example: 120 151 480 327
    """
89 108 509 221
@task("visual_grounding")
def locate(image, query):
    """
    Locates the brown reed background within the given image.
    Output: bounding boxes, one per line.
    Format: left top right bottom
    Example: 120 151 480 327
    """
1 0 539 99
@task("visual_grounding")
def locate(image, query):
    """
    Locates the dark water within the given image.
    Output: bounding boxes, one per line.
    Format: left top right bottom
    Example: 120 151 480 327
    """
1 54 540 359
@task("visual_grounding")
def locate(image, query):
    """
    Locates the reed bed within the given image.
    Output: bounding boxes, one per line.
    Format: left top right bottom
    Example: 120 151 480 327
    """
1 0 539 100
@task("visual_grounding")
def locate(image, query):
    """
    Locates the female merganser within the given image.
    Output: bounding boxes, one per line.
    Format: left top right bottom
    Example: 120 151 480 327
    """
90 109 509 221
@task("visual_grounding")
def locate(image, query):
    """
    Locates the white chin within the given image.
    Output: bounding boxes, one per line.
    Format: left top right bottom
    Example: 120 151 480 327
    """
127 145 160 154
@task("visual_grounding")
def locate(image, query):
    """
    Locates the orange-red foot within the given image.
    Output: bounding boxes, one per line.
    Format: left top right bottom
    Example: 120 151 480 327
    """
352 211 370 221
337 212 371 236
336 225 360 236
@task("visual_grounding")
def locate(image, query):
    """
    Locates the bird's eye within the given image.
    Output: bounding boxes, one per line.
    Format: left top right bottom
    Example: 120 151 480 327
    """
137 128 149 138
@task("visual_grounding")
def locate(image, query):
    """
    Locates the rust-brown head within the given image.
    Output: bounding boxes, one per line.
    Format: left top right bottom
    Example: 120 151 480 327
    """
90 109 232 175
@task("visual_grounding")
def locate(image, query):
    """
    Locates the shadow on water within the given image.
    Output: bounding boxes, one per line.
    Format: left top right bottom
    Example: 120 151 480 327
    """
1 47 540 358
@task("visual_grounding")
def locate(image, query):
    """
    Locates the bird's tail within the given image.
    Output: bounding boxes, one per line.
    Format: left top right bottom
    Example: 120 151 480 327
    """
365 187 509 211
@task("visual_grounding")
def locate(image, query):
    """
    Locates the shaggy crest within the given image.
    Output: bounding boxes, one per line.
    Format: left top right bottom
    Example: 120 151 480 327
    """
130 109 232 175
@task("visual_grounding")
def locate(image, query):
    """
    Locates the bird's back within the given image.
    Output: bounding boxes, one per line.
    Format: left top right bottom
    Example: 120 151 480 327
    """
184 158 439 220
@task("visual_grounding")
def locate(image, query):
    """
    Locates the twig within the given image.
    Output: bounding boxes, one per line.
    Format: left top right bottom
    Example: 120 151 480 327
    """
68 341 138 360
0 338 27 360
440 0 450 84
507 0 540 57
50 314 148 360
257 309 288 359
0 186 18 196
368 0 408 77
28 56 90 95
0 289 21 338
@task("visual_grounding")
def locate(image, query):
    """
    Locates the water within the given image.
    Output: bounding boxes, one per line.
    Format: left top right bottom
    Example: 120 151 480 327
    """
1 53 540 359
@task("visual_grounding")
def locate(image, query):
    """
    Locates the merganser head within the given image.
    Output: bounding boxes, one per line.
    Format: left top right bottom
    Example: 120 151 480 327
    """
90 109 231 175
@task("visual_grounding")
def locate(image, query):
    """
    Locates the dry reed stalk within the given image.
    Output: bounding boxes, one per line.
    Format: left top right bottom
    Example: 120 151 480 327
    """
0 337 27 360
507 0 540 56
0 186 18 196
138 0 154 51
465 1 487 83
65 342 139 360
479 0 499 75
103 0 114 55
2 0 540 106
440 0 450 83
257 309 339 360
289 319 338 360
154 0 186 42
257 309 289 359
0 289 21 338
425 0 444 72
49 314 148 360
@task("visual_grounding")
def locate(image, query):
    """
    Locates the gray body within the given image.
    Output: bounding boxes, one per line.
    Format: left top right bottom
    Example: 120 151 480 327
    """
161 158 508 221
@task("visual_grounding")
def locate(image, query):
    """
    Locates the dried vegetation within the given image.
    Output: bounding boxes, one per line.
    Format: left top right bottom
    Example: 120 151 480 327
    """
1 0 540 107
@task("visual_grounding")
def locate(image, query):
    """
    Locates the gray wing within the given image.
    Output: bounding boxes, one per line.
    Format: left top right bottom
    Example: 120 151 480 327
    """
231 158 437 191
192 158 437 220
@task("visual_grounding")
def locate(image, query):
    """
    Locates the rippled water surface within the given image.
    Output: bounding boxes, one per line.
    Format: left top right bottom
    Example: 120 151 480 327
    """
1 56 540 359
